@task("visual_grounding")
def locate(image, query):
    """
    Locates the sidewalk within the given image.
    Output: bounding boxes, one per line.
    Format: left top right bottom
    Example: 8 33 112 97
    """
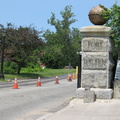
37 98 120 120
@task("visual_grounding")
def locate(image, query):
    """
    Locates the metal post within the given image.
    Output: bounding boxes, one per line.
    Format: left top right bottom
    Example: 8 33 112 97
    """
77 52 82 88
0 32 5 79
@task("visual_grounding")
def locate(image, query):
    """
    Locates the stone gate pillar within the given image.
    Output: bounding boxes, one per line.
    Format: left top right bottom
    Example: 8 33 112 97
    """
81 25 114 88
76 25 114 99
76 5 115 99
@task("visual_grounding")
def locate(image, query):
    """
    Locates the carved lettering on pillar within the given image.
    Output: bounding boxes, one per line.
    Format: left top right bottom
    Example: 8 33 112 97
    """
83 37 108 52
87 41 103 50
83 56 107 70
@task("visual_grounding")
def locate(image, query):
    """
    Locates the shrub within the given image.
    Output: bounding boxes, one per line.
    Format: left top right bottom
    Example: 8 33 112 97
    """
4 61 17 74
21 67 44 73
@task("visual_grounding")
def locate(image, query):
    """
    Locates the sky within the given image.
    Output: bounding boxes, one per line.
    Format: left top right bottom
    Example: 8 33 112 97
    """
0 0 120 31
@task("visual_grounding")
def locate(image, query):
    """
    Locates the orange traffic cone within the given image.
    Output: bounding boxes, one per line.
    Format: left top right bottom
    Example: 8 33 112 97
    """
12 77 19 89
67 73 69 80
36 76 41 86
74 73 76 79
68 74 72 82
72 73 75 79
55 76 59 84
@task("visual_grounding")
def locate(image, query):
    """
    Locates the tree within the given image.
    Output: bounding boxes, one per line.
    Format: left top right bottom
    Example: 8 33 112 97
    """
41 5 82 68
41 30 65 68
102 2 120 61
40 45 64 68
2 23 44 74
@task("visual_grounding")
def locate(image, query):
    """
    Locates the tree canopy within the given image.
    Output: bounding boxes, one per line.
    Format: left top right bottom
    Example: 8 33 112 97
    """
0 23 44 74
41 5 82 68
102 2 120 60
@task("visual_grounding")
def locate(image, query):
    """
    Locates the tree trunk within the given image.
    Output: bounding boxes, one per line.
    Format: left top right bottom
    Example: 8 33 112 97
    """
17 63 22 74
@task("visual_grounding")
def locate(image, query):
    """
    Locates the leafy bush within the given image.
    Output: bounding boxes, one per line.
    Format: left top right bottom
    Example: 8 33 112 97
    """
4 61 17 74
40 52 65 69
21 67 44 73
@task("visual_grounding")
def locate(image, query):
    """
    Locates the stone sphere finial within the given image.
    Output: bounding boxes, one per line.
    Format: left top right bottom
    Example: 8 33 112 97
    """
88 5 108 25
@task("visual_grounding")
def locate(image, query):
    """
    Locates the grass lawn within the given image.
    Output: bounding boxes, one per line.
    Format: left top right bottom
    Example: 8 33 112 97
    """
3 68 76 81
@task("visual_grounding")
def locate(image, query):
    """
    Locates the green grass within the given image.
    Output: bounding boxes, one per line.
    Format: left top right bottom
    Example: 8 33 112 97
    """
70 97 76 100
3 68 76 81
0 79 8 82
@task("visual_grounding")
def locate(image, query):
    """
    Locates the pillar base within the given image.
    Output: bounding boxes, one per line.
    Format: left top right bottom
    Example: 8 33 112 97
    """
76 88 113 99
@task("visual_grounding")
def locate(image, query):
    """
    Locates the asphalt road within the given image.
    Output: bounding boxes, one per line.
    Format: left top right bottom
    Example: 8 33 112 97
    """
0 75 77 120
0 74 68 88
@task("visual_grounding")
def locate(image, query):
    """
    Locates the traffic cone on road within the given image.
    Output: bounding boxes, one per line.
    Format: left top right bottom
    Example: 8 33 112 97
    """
67 73 69 80
74 73 76 79
68 74 72 82
55 76 59 84
36 76 41 86
72 73 75 79
12 77 19 89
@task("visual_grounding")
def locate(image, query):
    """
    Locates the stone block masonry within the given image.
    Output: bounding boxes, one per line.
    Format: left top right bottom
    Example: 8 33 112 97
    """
82 37 114 52
80 25 114 89
76 88 113 99
76 25 114 99
82 53 114 70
